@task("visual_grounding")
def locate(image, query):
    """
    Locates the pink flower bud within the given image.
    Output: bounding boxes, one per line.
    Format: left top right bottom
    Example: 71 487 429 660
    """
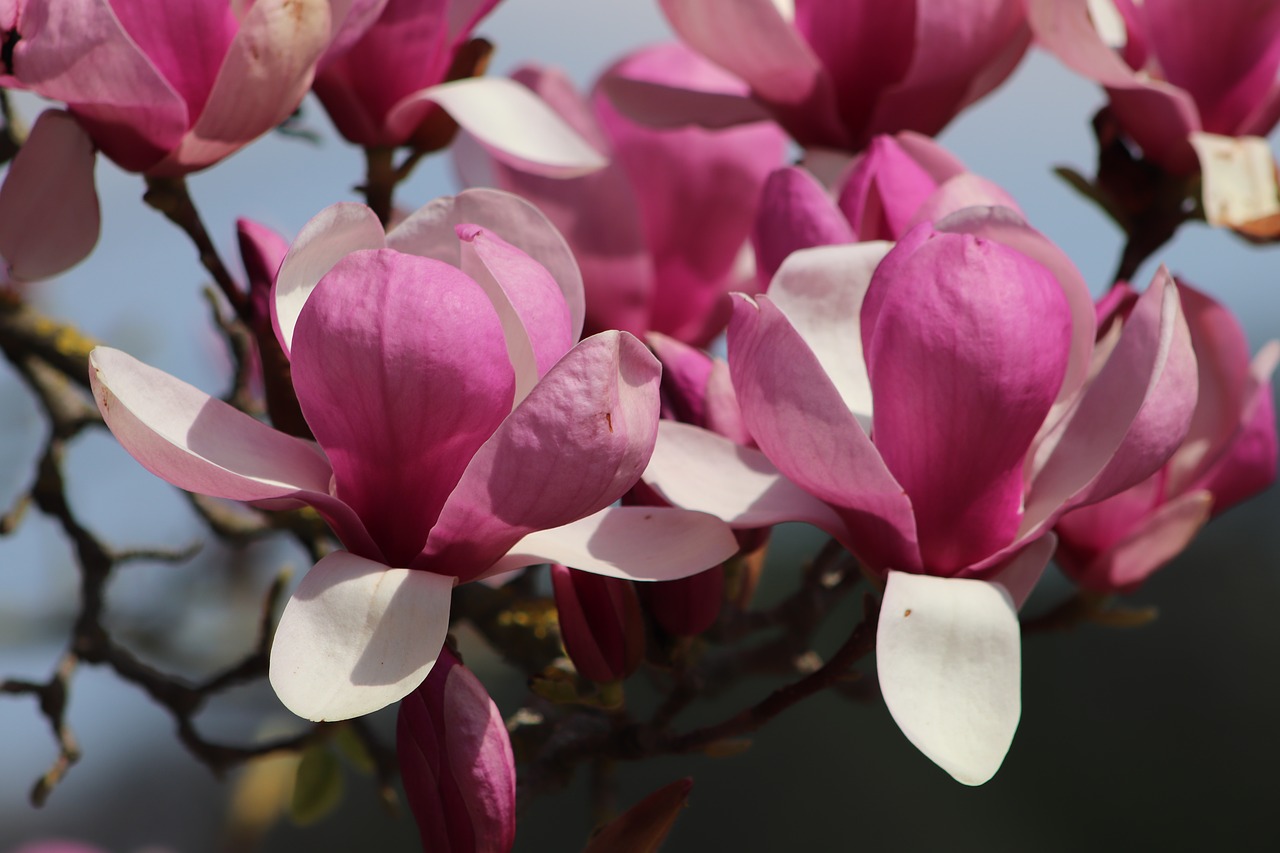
397 648 516 853
551 563 645 683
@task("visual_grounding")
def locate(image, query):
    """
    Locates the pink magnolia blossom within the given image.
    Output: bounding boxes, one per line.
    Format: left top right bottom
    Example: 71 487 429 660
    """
1029 0 1280 173
551 563 645 683
455 43 786 346
0 110 99 282
1 0 393 175
754 132 1019 281
644 210 1198 784
89 189 736 722
1056 280 1279 592
613 0 1029 152
398 648 516 853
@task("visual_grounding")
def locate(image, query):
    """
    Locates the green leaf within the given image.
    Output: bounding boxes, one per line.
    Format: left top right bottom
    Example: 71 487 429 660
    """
333 725 376 775
290 745 343 827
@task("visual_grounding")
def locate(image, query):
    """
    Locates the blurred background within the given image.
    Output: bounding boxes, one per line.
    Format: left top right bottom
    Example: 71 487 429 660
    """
1 1 1277 851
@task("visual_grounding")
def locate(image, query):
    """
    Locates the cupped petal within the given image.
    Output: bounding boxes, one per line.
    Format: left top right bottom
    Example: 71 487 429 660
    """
876 570 1021 786
423 331 661 581
0 110 100 281
457 225 574 405
728 295 918 571
642 421 847 534
486 505 737 582
1193 340 1280 509
149 0 332 175
864 231 1070 572
387 77 607 177
273 202 386 355
388 188 586 339
269 552 454 721
767 242 891 426
753 167 855 282
838 134 940 240
11 0 186 171
974 533 1055 610
291 250 514 567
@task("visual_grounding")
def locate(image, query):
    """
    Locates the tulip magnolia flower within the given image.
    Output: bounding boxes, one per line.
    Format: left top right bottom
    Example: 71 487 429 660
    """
0 110 99 282
1 0 391 175
645 209 1198 784
457 43 785 345
1056 280 1279 591
398 648 516 853
610 0 1030 152
1029 0 1280 174
90 189 737 722
753 132 1019 281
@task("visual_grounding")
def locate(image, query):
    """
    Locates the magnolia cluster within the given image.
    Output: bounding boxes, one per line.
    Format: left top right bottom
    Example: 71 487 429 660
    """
4 0 1278 850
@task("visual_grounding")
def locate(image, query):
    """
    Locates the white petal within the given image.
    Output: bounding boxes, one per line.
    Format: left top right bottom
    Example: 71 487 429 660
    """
270 553 454 722
482 505 738 581
273 202 386 355
1191 132 1280 227
390 77 607 178
877 571 1021 786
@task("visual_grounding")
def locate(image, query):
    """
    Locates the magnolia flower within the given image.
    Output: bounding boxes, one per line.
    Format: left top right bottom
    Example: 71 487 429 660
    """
0 110 99 282
1056 280 1279 591
753 132 1018 280
610 0 1030 152
645 209 1197 784
457 43 785 345
398 648 516 853
90 189 736 721
2 0 390 174
1029 0 1280 174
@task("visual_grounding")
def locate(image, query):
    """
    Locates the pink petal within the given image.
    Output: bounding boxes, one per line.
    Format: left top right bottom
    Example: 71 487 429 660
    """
838 134 941 240
423 331 660 581
88 346 377 556
0 110 99 282
388 188 586 340
753 166 855 282
11 0 186 171
388 77 607 177
767 242 891 425
1194 340 1280 509
893 130 969 182
976 533 1055 610
728 295 918 571
318 0 394 69
864 231 1070 572
150 0 331 175
269 552 454 721
599 74 772 131
457 225 574 404
290 250 514 567
273 202 386 356
877 570 1021 786
907 174 1023 230
642 420 848 534
485 506 738 583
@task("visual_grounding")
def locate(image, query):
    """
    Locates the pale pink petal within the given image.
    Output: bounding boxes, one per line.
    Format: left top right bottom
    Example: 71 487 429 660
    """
318 0 394 69
599 75 772 130
388 188 586 339
1027 0 1152 87
978 533 1055 610
877 571 1021 786
457 226 574 405
88 346 377 556
1194 340 1280 509
864 231 1070 572
704 358 752 446
273 202 386 355
423 332 660 581
753 167 855 281
11 0 186 171
388 77 607 177
0 110 100 281
290 250 514 567
893 130 969 182
907 174 1023 230
150 0 331 175
1067 490 1212 592
642 421 848 533
482 506 738 582
269 552 454 721
728 295 918 571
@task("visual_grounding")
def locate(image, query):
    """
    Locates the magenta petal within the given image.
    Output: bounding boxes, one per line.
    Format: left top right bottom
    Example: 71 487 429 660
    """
838 134 940 240
291 250 514 567
423 332 661 581
864 231 1071 572
753 167 855 281
1194 341 1280 509
457 226 574 404
389 188 586 340
728 295 918 571
0 110 99 281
